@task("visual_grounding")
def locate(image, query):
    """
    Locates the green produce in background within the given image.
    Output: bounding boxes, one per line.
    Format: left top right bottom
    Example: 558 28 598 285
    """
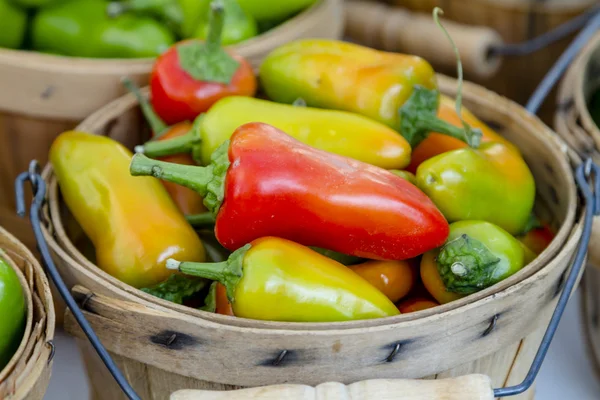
192 0 257 45
7 0 62 8
237 0 316 22
31 0 175 58
0 252 27 370
0 0 27 49
106 0 184 36
588 89 600 129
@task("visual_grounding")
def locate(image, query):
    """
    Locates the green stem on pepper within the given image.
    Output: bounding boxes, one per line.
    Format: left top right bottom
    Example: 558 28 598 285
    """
436 234 501 294
166 244 251 302
176 0 240 84
398 8 482 150
130 140 230 214
121 77 169 139
186 212 216 227
134 114 203 158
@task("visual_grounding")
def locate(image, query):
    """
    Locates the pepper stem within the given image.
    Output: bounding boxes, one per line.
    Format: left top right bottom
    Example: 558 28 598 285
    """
121 77 168 139
432 7 478 146
135 114 203 159
186 212 216 227
436 234 501 294
167 243 251 302
207 0 225 51
130 140 231 215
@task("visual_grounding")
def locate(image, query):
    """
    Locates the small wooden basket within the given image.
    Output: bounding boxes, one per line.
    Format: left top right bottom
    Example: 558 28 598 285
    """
554 29 600 384
37 74 582 399
0 0 344 252
0 226 56 400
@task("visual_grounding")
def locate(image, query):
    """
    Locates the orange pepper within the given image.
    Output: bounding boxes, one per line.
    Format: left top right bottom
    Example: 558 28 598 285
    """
215 282 234 316
157 122 206 215
397 297 439 313
420 251 465 305
407 95 516 173
350 260 417 303
517 224 555 256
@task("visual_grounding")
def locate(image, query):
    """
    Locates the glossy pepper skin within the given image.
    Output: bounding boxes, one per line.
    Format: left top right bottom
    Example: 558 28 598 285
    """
237 0 316 22
150 2 257 125
407 95 517 173
123 79 206 215
422 220 535 303
130 122 449 260
350 260 417 303
138 96 412 169
31 0 175 58
416 140 535 235
168 237 400 322
50 131 205 288
0 253 26 370
397 297 439 313
259 39 437 130
0 0 27 49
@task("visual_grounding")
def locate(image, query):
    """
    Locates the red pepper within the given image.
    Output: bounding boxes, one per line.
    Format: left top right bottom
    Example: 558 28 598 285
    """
150 1 257 125
123 78 206 215
130 122 449 260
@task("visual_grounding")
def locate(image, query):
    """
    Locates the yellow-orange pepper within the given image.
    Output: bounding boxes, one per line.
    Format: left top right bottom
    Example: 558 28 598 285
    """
407 95 517 172
420 251 465 305
350 260 417 303
50 131 205 288
259 39 437 130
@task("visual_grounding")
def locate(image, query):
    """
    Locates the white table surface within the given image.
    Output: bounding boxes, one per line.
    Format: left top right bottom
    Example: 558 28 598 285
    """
43 288 600 400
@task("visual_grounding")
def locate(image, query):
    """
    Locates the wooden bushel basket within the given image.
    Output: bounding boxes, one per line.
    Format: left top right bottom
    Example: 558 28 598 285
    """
0 226 56 400
555 30 600 384
0 0 344 253
35 74 585 400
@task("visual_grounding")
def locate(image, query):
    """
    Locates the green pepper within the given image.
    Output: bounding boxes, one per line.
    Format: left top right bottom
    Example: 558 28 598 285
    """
31 0 175 58
434 221 535 295
237 0 317 22
191 0 257 45
167 237 400 322
0 252 27 370
106 0 184 36
0 0 27 49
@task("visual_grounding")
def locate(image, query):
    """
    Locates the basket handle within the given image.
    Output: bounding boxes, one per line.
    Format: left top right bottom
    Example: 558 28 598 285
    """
170 375 494 400
344 0 503 79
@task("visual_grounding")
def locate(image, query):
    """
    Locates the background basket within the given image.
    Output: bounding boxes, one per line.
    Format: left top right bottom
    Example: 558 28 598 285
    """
554 29 600 384
344 0 596 124
37 74 581 400
0 0 344 253
0 226 55 400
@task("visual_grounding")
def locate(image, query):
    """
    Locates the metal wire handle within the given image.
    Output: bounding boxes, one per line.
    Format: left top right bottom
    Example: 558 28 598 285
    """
15 165 141 400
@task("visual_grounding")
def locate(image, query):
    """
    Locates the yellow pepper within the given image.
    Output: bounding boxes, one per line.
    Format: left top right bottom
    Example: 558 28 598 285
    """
167 237 400 322
49 131 205 288
137 96 412 169
259 39 437 130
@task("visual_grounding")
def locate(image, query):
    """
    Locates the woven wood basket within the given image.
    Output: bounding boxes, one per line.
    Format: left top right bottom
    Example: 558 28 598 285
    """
0 226 55 400
352 0 595 123
0 0 344 253
36 74 583 399
554 29 600 385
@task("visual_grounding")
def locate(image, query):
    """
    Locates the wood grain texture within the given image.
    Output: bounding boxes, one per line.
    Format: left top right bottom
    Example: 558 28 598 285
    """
344 1 503 78
0 226 55 400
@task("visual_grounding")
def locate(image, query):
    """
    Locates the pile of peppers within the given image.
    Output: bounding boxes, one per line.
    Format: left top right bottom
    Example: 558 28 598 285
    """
0 0 317 57
49 7 557 323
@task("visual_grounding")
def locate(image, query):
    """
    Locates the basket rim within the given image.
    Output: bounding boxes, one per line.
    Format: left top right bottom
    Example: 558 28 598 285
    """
0 0 333 69
41 73 579 332
573 31 600 141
